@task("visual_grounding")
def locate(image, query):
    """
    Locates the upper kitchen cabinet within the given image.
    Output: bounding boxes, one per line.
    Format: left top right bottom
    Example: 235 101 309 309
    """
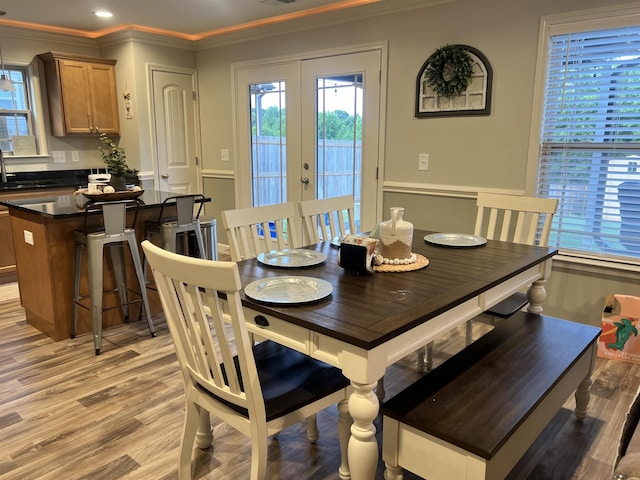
38 52 120 136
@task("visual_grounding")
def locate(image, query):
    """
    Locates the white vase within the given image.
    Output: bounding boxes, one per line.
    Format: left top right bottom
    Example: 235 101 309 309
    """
379 207 413 260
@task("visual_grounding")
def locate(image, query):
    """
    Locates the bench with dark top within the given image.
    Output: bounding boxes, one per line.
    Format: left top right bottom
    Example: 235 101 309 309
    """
382 312 601 480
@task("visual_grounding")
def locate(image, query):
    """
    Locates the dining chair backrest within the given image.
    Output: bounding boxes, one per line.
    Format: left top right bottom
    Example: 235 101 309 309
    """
221 202 300 261
474 193 559 247
142 239 266 421
298 195 356 245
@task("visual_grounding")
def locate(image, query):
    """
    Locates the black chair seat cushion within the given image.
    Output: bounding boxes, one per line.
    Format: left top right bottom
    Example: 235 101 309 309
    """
200 340 350 422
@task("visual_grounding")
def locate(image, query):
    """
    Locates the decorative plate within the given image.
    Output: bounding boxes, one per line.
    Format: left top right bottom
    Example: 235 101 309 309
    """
257 249 327 268
244 276 333 305
424 233 487 248
82 189 144 201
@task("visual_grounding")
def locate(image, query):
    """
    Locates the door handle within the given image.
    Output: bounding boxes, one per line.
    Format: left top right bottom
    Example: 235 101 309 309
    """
161 174 169 179
300 177 309 185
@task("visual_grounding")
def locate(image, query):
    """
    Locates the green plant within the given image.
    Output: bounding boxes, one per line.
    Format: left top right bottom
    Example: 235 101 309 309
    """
99 133 133 176
425 45 474 98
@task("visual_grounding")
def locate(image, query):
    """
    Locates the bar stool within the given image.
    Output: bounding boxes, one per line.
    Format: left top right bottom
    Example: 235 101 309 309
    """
144 194 206 258
72 199 156 355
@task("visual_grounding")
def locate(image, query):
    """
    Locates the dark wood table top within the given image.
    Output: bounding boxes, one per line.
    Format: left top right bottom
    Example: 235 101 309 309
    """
236 230 558 351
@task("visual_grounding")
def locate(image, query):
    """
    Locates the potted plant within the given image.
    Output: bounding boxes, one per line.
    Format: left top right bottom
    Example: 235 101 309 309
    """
98 133 138 191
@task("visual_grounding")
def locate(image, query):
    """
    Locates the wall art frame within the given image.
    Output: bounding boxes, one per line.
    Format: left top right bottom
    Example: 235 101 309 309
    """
415 44 492 118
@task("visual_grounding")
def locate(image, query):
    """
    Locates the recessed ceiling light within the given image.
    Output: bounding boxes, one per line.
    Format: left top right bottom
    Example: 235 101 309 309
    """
94 11 113 18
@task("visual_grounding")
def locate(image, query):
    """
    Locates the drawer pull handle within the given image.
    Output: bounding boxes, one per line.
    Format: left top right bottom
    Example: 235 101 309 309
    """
254 315 269 327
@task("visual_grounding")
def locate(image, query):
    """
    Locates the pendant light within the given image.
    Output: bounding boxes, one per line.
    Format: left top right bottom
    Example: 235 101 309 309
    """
0 43 15 92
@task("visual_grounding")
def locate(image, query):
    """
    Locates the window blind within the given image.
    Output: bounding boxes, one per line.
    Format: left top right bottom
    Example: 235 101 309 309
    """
537 26 640 259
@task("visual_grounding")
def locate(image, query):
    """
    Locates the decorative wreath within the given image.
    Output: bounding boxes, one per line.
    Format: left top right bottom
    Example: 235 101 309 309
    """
425 45 474 98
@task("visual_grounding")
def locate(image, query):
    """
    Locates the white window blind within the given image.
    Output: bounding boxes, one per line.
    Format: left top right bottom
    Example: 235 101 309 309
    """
537 26 640 260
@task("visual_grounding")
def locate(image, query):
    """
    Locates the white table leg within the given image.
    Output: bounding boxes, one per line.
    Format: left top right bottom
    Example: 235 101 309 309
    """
527 277 547 314
338 398 352 479
574 372 593 421
348 381 380 480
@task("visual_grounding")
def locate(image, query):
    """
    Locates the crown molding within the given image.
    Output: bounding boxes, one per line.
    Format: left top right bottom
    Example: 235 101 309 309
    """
194 0 459 49
96 30 195 50
0 24 98 49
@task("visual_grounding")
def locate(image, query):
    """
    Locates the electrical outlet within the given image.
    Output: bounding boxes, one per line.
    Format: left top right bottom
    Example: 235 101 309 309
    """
221 149 230 162
24 230 34 246
52 151 66 163
418 153 429 171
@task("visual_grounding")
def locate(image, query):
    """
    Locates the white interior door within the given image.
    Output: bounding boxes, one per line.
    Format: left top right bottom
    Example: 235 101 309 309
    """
151 68 201 194
234 49 382 231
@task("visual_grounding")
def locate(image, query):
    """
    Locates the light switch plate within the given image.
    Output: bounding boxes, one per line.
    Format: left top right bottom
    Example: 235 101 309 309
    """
419 153 429 171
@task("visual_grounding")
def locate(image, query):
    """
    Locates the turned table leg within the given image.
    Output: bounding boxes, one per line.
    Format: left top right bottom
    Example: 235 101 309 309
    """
574 373 593 422
527 277 547 314
348 381 379 480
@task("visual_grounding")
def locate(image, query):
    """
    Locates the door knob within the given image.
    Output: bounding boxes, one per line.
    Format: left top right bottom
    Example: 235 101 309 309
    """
161 174 169 179
300 177 309 185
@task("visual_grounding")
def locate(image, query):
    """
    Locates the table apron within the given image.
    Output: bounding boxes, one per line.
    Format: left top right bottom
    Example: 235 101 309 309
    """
243 261 550 384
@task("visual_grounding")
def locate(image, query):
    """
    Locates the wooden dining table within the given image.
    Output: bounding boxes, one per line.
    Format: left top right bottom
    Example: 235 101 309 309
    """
203 229 557 479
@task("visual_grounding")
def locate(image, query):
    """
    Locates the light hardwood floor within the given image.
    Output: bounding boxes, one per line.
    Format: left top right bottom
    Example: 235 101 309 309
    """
0 285 635 479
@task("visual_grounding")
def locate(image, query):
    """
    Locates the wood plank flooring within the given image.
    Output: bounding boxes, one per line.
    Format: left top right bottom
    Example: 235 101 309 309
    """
0 287 637 479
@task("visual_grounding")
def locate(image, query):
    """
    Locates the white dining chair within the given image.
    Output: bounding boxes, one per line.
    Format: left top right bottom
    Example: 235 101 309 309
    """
141 240 352 480
298 195 357 245
418 192 559 372
221 202 300 261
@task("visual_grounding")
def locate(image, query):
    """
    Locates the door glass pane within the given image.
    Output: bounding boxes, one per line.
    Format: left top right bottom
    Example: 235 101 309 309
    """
250 81 286 207
316 74 363 229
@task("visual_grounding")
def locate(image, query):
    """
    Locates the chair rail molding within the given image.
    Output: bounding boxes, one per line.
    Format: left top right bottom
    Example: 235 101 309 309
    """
382 180 523 199
202 168 235 179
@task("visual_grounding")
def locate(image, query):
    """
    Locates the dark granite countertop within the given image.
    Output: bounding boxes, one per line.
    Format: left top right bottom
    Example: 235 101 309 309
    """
0 189 211 218
0 169 93 191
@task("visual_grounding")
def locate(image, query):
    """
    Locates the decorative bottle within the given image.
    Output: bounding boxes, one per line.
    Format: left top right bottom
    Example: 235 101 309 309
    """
379 207 413 260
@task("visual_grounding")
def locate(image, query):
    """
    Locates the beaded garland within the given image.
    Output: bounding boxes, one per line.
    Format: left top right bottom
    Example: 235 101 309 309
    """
374 252 418 266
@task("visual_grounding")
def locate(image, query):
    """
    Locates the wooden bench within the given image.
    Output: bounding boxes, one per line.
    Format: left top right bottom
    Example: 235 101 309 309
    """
381 312 601 480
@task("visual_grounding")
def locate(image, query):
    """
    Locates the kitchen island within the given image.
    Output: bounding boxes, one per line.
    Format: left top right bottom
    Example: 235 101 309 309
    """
0 189 210 341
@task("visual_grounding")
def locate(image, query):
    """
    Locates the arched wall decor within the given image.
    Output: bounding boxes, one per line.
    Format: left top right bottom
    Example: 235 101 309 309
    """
415 45 492 117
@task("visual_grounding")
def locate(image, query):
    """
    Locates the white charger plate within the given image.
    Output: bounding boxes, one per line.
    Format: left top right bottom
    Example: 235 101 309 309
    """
257 249 327 268
244 276 333 304
424 232 487 248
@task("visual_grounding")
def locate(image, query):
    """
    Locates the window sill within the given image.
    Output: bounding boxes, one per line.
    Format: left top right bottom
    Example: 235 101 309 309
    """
553 251 640 280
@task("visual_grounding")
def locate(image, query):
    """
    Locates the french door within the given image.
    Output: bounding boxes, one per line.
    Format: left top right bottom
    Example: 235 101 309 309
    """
234 49 382 232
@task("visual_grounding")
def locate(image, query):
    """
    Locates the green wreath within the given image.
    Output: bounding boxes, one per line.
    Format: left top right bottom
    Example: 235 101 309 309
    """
425 45 474 98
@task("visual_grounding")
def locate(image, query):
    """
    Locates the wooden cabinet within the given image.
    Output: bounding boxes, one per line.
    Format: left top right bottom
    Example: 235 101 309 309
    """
38 52 120 136
0 188 74 284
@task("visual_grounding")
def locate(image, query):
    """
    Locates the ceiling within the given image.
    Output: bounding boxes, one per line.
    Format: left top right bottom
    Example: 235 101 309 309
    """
0 0 384 41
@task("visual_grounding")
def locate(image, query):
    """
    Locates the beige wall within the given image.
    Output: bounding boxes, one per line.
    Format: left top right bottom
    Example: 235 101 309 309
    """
194 0 640 326
2 0 640 326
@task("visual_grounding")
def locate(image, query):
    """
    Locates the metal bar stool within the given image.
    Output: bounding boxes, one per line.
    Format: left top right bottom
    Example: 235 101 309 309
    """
144 194 207 258
72 199 156 355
